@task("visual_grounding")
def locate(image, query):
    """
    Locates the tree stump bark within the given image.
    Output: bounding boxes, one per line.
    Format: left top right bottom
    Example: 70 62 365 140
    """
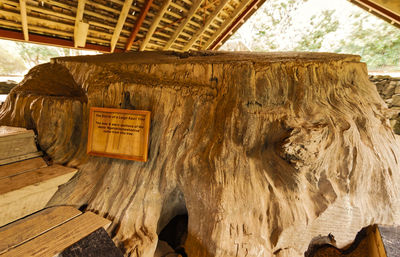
1 51 400 257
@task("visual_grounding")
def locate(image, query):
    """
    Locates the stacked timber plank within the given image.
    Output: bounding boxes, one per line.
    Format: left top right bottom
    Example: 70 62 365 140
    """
0 206 122 257
0 126 42 165
0 126 77 226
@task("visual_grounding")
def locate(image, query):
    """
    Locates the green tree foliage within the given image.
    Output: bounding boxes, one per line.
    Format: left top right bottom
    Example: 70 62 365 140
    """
0 40 94 76
335 12 400 69
228 0 309 51
224 0 400 70
15 42 67 67
0 46 26 75
295 10 339 51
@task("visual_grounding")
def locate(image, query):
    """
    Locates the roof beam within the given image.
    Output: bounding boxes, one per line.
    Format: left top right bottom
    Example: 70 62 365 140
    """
125 0 154 51
366 0 400 16
19 0 28 41
349 0 400 28
163 0 203 50
204 0 260 50
74 0 88 48
0 28 123 52
111 0 134 52
182 0 230 51
139 0 173 51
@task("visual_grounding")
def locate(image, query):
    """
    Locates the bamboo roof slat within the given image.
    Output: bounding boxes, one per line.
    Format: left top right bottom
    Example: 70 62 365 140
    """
0 0 270 51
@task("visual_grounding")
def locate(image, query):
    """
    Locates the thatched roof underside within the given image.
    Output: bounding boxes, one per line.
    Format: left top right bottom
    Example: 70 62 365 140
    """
0 0 399 52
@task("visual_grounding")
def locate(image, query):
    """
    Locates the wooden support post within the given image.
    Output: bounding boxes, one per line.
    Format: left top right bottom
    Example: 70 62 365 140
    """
74 0 88 48
110 0 134 52
139 0 172 51
125 0 154 51
182 0 230 51
19 0 28 41
163 0 203 50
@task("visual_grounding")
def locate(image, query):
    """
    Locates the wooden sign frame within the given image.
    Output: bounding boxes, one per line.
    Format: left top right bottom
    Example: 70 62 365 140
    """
87 107 151 162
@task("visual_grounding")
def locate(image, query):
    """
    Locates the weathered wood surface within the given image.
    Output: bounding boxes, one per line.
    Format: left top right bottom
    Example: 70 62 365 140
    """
0 157 47 179
1 212 111 257
1 51 400 257
0 151 43 165
0 126 28 136
0 81 17 94
367 225 387 257
0 165 77 195
0 206 81 254
0 164 77 226
87 107 151 162
0 126 40 164
60 228 124 257
308 226 384 257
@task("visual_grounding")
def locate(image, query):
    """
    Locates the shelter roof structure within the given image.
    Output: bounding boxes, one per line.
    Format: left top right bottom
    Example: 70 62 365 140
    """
0 0 399 52
350 0 400 29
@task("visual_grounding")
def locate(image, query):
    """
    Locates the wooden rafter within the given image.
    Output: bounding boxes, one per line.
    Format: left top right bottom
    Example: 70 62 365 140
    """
203 0 257 50
2 0 207 48
74 0 87 48
0 0 270 52
18 0 28 41
110 0 134 52
139 0 173 51
1 0 133 37
183 0 230 51
0 28 121 52
125 0 154 51
163 0 203 50
169 1 224 25
349 0 400 28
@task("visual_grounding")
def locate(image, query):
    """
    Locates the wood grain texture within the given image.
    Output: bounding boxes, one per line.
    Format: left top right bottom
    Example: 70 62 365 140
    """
367 225 387 257
0 157 47 179
0 126 29 137
0 206 81 254
1 51 400 257
1 212 111 257
0 188 69 227
0 165 77 226
0 126 38 161
87 107 150 162
0 81 17 94
0 151 43 166
308 226 376 257
0 165 77 195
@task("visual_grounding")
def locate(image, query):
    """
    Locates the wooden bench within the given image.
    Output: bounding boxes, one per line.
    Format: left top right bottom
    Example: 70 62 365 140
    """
0 126 42 165
0 159 77 226
0 206 122 257
0 126 77 226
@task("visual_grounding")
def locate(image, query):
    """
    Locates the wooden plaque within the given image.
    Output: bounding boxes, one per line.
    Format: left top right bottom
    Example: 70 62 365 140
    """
87 107 151 162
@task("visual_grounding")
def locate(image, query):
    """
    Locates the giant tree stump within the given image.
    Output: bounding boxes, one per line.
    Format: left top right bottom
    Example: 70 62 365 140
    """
1 51 400 257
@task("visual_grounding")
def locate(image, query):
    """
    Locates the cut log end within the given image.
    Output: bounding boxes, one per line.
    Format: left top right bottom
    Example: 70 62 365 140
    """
0 51 399 257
